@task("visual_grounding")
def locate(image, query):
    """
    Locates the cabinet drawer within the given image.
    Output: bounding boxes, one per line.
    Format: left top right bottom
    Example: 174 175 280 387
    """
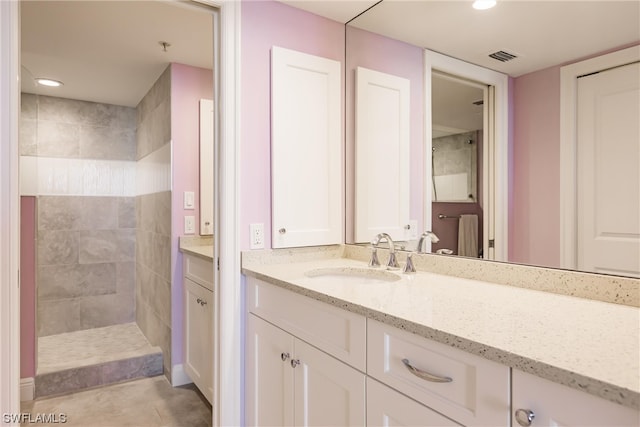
184 254 213 291
367 377 460 426
246 276 366 371
367 320 509 426
513 370 639 426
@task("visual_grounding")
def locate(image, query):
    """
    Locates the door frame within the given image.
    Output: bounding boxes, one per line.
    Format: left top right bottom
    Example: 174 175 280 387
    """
0 0 21 421
424 50 509 260
0 1 243 426
559 45 640 270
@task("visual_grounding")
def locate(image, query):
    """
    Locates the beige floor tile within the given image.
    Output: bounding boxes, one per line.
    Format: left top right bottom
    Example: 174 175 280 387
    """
22 376 212 427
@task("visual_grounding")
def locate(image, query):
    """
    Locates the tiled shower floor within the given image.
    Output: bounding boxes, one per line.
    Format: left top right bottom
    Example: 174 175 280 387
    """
38 323 160 374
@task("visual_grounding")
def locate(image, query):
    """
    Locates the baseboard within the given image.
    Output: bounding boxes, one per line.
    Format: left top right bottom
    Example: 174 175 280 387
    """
171 364 193 387
20 377 35 401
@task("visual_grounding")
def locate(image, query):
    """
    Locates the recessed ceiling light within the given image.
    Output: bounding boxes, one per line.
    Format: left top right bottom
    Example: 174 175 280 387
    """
35 78 64 87
473 0 497 10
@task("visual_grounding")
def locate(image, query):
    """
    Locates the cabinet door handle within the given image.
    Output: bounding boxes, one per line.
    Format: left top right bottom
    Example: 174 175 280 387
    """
279 228 287 234
280 352 290 362
515 409 535 426
196 298 207 306
290 359 300 368
401 358 452 383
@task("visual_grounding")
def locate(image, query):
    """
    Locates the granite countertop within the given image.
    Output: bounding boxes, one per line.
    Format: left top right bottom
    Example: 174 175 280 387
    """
179 236 214 261
242 251 640 410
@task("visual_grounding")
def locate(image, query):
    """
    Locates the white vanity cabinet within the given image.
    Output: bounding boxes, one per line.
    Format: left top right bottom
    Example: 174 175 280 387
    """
367 377 460 426
245 277 366 426
512 370 639 426
183 253 213 403
367 319 510 426
246 314 366 426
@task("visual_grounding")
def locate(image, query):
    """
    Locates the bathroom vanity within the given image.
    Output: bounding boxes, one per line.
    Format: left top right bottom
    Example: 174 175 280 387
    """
181 243 214 404
242 245 639 426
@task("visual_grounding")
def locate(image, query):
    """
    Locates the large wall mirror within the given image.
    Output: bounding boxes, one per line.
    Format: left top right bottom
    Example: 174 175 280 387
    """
343 1 639 277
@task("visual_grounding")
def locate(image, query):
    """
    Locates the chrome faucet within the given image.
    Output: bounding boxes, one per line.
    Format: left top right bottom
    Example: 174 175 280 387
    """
403 231 440 274
369 233 400 269
416 231 440 253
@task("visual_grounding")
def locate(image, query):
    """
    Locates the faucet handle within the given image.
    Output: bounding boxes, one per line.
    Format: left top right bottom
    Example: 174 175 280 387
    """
402 253 416 274
368 247 380 267
387 251 400 270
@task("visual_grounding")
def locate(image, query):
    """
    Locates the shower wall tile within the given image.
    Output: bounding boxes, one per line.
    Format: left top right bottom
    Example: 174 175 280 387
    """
78 229 136 264
20 156 137 197
136 229 171 282
136 297 171 376
116 262 136 295
27 93 139 338
38 196 81 230
138 191 171 236
37 96 88 124
79 293 135 330
37 230 79 266
38 263 116 300
137 66 171 160
80 125 136 161
78 197 119 230
136 264 171 327
118 197 136 229
137 66 171 131
37 121 80 158
38 298 82 337
136 145 171 196
20 119 38 156
21 93 37 119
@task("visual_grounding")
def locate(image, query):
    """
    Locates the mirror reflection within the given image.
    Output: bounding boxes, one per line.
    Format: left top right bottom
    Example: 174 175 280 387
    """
345 1 640 277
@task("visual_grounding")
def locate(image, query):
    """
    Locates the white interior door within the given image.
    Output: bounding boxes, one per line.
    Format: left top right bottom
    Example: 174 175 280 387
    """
576 61 640 277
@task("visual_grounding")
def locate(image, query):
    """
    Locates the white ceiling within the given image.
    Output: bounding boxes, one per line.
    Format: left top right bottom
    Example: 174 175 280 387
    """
287 0 640 77
21 1 639 108
21 1 214 107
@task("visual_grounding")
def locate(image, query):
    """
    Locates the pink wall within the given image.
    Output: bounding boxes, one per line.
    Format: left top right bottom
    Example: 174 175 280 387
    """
510 66 562 267
20 196 36 379
345 27 425 241
170 63 213 366
509 44 639 268
240 0 345 250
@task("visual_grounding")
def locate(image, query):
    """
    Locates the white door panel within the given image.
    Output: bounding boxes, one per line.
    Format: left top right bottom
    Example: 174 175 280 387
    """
271 46 342 248
577 62 640 277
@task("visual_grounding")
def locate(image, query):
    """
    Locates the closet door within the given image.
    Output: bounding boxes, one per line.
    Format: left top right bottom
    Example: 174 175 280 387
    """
271 46 342 248
576 61 640 276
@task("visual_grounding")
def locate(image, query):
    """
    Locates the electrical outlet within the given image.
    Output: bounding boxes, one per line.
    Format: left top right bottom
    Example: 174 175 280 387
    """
408 219 418 239
184 216 195 234
250 223 264 249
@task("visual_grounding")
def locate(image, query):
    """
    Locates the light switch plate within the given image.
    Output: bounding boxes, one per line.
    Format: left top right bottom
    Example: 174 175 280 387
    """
184 216 195 234
184 191 195 210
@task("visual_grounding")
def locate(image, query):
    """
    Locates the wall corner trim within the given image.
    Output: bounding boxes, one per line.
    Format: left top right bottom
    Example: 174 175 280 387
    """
170 364 193 387
20 378 35 402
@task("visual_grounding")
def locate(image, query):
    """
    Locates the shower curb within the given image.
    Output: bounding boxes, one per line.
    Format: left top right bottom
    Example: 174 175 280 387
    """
34 351 163 399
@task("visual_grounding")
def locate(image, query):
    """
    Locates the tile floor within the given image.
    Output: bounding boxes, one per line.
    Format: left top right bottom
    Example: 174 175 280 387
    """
22 376 212 427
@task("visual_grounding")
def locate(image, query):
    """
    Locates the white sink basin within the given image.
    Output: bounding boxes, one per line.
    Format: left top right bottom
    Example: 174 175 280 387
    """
304 267 401 284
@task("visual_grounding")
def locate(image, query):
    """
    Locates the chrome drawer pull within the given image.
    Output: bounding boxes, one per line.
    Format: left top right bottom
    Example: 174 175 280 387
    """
401 358 452 383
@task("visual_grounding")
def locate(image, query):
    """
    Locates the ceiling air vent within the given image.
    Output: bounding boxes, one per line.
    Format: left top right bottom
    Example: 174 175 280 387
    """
488 50 517 62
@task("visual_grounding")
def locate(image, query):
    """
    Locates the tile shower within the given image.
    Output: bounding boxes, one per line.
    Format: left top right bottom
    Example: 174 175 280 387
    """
20 66 173 396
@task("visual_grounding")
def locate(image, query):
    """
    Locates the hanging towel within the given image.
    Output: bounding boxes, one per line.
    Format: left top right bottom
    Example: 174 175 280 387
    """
458 214 478 258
